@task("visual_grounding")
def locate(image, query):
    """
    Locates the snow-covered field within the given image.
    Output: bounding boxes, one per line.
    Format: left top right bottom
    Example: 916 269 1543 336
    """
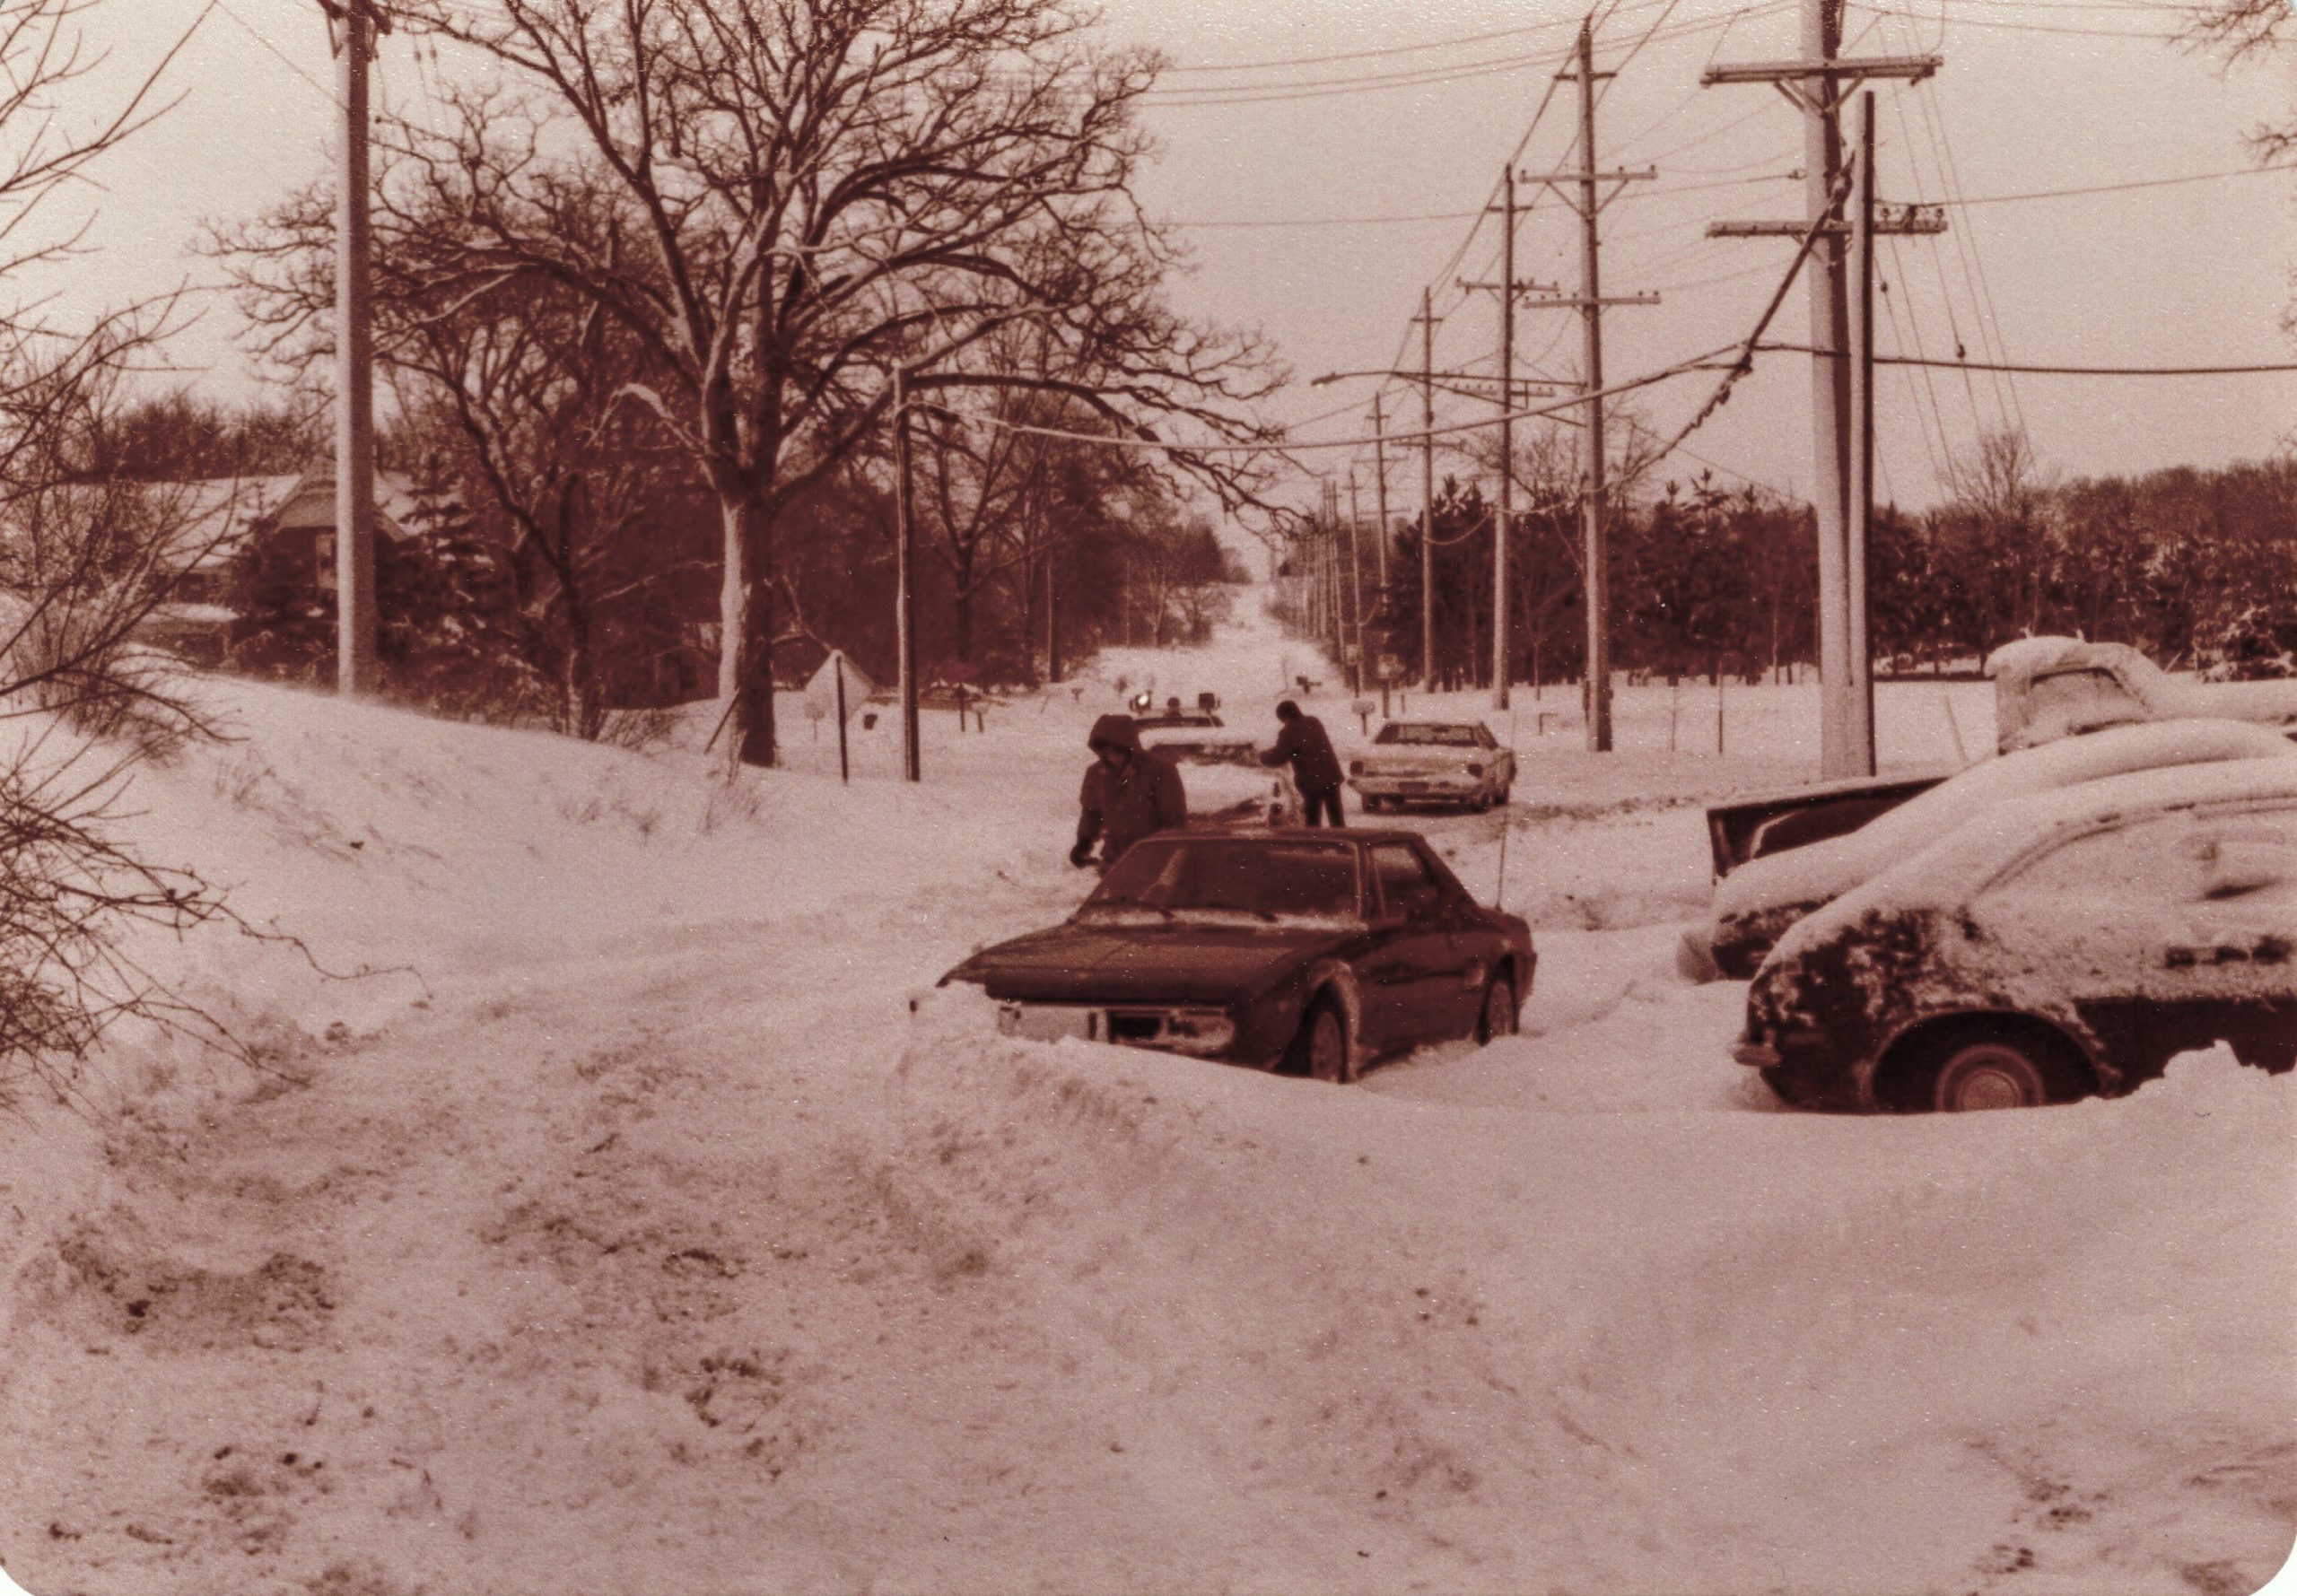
1 603 2292 1596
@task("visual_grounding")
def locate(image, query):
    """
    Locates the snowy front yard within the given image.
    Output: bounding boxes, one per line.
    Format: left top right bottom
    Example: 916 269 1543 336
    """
1 614 2291 1595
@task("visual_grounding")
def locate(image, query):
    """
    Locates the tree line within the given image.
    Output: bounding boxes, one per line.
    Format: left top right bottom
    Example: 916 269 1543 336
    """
1323 425 2296 688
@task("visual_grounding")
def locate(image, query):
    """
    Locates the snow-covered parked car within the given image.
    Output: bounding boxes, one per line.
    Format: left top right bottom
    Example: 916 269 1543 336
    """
1734 756 2297 1112
1348 720 1515 813
1991 635 2297 753
937 829 1535 1081
1687 719 2297 980
1695 637 2297 882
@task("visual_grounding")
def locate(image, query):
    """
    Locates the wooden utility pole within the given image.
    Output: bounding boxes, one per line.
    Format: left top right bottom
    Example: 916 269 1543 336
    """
1347 467 1366 690
1849 91 1879 772
323 0 386 696
892 367 921 781
1494 170 1516 709
1414 290 1439 692
1462 175 1559 707
1522 20 1658 752
1370 392 1392 591
1044 549 1060 684
1704 1 1941 777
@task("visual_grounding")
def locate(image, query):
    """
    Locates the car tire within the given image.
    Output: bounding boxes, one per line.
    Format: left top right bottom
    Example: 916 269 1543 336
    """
1474 972 1517 1044
1363 796 1384 814
1926 1039 2052 1112
1496 782 1511 807
1288 995 1353 1083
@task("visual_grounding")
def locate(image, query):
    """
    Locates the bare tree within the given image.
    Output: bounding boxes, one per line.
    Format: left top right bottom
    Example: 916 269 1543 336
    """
0 0 278 1103
351 0 1280 769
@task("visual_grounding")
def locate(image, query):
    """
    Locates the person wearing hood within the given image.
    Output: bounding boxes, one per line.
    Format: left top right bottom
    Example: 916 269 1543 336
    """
1072 714 1188 869
1260 699 1347 826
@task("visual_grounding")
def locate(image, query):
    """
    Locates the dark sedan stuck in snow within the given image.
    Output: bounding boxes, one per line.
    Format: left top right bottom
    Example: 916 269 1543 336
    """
1736 757 2297 1112
939 830 1534 1082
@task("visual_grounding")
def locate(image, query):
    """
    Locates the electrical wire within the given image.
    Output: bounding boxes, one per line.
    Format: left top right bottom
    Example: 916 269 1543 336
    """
1756 346 2297 375
216 0 339 106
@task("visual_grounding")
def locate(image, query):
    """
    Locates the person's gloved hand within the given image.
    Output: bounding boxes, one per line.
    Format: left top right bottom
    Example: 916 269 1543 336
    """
1068 840 1095 868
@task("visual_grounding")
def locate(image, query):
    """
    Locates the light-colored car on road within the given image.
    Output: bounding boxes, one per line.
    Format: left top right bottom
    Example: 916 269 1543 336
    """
1348 720 1515 813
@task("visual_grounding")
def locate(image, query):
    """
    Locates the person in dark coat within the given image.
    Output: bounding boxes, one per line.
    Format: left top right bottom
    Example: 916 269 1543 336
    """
1260 699 1347 827
1072 714 1188 869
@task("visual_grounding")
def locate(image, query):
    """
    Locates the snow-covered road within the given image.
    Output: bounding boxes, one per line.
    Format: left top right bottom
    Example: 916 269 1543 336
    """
2 608 2292 1595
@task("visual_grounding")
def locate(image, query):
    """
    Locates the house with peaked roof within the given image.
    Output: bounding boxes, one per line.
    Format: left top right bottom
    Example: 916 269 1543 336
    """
141 467 423 662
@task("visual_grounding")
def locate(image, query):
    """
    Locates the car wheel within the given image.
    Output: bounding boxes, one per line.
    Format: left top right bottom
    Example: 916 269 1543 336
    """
1496 783 1511 807
1363 796 1384 814
1288 996 1352 1083
1474 972 1517 1044
1927 1039 2051 1112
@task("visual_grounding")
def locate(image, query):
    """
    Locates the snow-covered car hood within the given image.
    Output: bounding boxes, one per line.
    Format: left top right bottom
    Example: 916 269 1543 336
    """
944 920 1356 1005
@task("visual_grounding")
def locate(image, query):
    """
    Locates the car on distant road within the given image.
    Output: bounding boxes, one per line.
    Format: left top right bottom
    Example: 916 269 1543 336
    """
937 829 1535 1081
1687 719 2297 980
1349 720 1516 813
1734 757 2297 1112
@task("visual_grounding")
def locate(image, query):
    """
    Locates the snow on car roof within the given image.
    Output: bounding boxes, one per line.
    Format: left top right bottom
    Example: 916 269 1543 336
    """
1984 635 2161 684
1769 754 2297 964
1714 718 2297 926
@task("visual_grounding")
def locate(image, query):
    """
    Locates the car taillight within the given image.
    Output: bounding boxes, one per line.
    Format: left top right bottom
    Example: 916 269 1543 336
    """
1466 763 1483 776
1349 759 1362 775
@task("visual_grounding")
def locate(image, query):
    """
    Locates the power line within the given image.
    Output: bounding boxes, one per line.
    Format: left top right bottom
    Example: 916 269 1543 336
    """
1941 160 2297 205
1157 170 1796 231
216 0 339 106
1145 4 1799 107
1755 345 2297 375
1850 2 2187 39
1157 10 1598 74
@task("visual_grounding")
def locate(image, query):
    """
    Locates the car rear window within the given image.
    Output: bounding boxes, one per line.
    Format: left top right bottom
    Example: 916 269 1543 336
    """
1091 838 1360 919
1375 724 1478 746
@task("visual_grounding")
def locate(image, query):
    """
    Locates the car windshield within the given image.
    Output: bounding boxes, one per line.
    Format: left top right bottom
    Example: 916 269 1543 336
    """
1375 724 1478 747
1085 838 1360 921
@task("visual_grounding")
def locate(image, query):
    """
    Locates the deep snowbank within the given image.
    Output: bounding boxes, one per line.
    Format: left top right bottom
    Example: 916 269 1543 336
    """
0 614 2289 1594
899 985 2297 1593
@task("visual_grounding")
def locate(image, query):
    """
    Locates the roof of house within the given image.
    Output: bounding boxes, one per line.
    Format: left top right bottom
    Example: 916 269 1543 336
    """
154 467 422 573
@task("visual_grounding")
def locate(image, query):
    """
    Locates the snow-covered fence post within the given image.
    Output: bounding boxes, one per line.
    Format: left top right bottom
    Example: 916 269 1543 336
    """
1939 685 1969 766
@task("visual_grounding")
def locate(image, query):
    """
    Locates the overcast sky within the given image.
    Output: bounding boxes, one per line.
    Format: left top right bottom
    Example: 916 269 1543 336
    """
51 0 2297 515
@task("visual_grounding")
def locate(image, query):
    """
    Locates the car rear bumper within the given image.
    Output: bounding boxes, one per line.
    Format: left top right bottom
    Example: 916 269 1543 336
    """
1350 774 1484 799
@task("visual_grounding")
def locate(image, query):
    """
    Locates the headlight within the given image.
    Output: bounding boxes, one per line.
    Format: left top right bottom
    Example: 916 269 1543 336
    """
1349 759 1363 775
1466 763 1483 776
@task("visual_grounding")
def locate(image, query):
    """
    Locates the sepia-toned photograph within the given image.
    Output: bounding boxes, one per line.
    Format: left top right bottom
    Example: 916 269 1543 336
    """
0 0 2293 1592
